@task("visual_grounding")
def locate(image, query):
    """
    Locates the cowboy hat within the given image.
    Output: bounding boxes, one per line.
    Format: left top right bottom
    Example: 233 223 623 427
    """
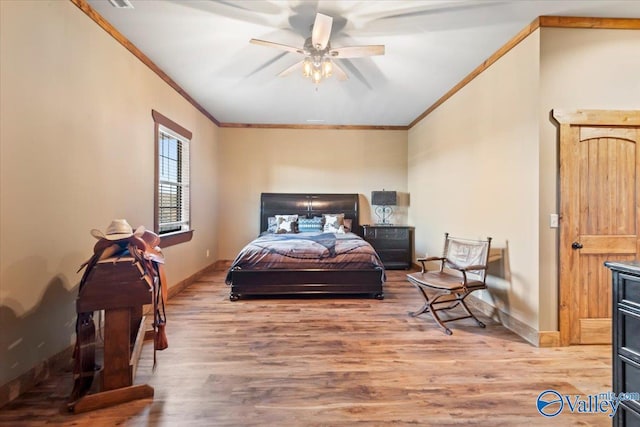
90 219 145 241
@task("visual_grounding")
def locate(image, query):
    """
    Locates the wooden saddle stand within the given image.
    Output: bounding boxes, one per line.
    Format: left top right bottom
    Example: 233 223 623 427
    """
67 229 168 413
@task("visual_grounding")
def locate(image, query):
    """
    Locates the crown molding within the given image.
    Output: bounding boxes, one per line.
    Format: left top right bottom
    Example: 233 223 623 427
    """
69 2 639 131
408 16 640 129
70 0 221 127
70 0 404 131
538 16 640 29
219 122 408 130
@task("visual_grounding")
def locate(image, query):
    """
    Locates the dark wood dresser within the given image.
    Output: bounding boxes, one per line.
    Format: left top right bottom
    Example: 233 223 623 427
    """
362 225 414 270
605 261 640 426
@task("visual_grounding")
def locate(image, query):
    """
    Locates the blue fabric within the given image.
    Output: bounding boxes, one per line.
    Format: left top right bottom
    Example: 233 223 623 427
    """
266 232 338 257
297 216 323 232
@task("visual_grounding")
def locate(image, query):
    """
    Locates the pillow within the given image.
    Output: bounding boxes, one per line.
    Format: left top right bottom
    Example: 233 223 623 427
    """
343 218 352 233
275 214 298 234
323 213 345 233
298 216 323 232
266 216 278 233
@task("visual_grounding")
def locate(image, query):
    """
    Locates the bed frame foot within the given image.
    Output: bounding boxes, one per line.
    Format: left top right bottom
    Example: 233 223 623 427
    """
374 292 385 300
229 293 239 301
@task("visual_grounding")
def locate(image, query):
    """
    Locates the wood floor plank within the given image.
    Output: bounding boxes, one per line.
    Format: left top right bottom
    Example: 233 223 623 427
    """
0 269 612 426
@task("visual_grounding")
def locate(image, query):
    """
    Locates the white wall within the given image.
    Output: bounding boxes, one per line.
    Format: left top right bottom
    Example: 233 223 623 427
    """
408 32 542 331
538 27 640 330
217 128 408 259
0 1 220 387
2 1 638 395
408 25 640 338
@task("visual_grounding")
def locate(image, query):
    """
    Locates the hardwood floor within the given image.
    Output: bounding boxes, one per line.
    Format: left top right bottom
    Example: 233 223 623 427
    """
0 268 612 426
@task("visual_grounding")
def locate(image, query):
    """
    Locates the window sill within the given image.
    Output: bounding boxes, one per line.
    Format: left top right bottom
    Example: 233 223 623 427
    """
159 229 193 248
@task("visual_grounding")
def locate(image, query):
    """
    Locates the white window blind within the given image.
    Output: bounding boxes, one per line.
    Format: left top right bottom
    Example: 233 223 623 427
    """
158 124 190 234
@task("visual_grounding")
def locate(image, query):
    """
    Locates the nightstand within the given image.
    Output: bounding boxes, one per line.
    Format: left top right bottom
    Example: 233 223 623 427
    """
362 225 414 270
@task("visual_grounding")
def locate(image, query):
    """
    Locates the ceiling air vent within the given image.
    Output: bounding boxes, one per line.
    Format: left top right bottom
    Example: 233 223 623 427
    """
108 0 133 8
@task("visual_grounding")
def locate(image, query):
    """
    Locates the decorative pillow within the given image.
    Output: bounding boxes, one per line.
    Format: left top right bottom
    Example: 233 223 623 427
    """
323 213 345 233
267 216 278 233
343 218 353 233
298 216 323 232
275 214 298 234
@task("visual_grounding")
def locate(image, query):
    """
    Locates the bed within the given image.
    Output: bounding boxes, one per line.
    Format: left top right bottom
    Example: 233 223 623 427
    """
226 193 385 300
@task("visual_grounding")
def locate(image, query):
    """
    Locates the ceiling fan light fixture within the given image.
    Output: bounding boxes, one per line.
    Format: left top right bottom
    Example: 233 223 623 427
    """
322 59 332 78
302 59 312 77
312 69 322 84
304 58 333 84
250 12 385 86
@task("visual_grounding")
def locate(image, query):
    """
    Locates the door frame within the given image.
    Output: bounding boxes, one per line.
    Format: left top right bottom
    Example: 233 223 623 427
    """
552 109 640 346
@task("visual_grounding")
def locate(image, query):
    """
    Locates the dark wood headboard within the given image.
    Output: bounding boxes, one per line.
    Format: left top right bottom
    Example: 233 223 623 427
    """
260 193 362 237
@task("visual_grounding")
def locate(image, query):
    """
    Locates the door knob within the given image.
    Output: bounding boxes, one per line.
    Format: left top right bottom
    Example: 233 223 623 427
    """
571 241 583 250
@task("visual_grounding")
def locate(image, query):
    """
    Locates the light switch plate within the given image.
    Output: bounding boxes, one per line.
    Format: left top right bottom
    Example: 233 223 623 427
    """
550 214 559 228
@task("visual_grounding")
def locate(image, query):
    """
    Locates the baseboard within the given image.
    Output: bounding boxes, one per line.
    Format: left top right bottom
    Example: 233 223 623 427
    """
0 346 74 409
0 260 218 409
538 331 560 347
214 259 233 271
466 295 539 346
167 261 218 299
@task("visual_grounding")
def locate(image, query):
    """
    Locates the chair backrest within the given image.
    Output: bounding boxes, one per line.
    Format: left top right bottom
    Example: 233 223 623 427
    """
442 233 492 281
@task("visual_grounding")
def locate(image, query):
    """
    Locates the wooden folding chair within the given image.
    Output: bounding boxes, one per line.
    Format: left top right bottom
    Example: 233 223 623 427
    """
407 233 492 335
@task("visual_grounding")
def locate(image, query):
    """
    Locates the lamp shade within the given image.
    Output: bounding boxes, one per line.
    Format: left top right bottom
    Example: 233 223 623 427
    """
371 191 397 206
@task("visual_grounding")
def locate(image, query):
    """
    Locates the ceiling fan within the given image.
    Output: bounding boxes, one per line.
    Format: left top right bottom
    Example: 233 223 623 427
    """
250 12 385 84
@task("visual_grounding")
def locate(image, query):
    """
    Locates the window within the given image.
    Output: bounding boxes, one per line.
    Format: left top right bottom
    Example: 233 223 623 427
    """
152 110 193 247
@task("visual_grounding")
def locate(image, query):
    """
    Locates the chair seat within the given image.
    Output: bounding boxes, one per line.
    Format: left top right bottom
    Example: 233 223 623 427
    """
407 271 486 292
407 233 492 335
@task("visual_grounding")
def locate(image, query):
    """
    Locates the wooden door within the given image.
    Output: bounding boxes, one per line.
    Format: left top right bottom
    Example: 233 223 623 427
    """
554 110 640 346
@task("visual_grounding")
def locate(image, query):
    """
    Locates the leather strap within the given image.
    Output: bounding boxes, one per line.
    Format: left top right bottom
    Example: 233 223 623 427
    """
152 262 168 369
157 262 168 308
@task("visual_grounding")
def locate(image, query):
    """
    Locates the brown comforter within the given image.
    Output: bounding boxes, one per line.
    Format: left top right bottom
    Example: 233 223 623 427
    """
225 232 384 283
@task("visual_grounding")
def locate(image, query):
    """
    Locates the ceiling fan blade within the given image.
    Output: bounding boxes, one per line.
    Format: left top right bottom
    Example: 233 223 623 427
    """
278 61 303 77
250 39 303 55
311 13 333 50
330 45 385 58
332 61 348 81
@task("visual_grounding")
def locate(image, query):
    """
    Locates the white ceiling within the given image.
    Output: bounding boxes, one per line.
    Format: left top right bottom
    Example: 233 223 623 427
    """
86 0 640 127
